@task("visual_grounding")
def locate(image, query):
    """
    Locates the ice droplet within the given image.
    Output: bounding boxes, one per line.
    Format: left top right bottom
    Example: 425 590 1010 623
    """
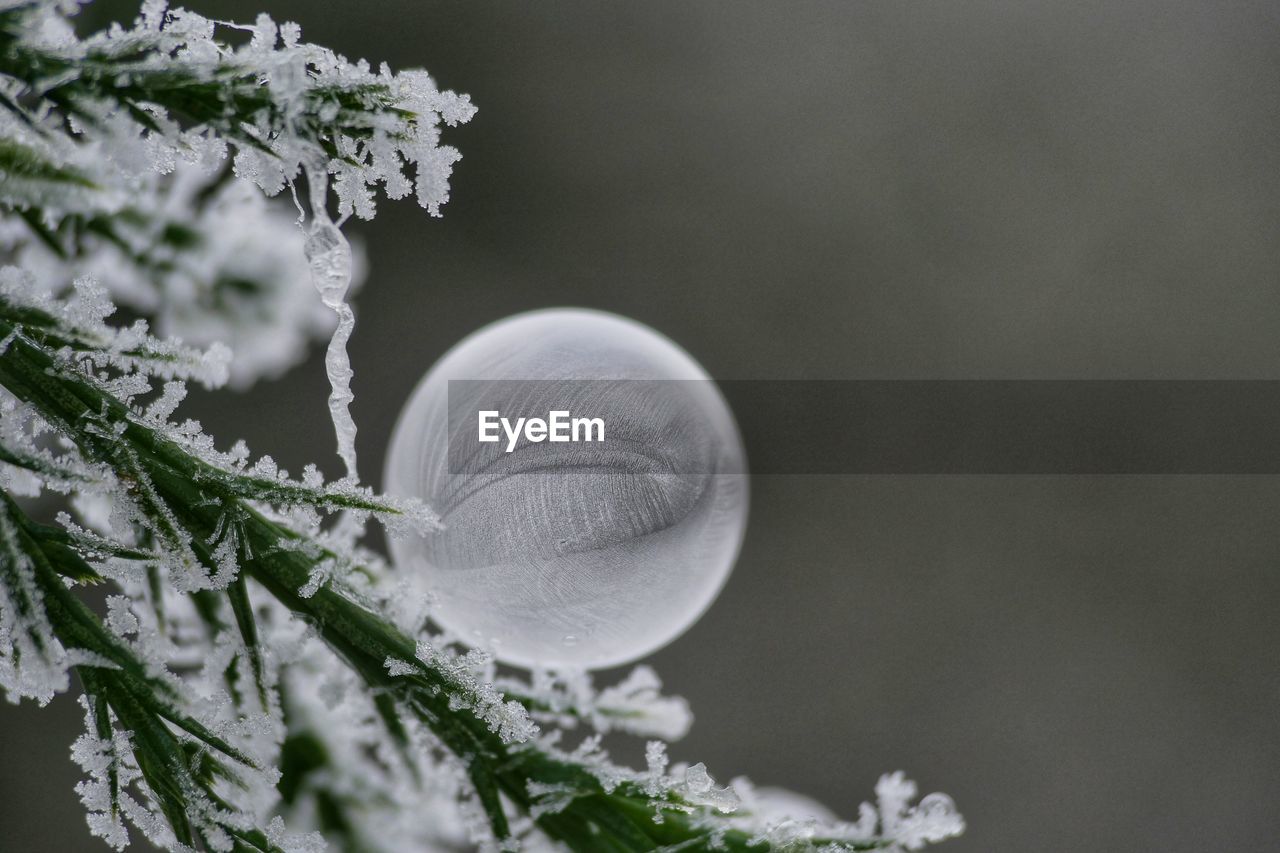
918 793 958 818
384 309 748 669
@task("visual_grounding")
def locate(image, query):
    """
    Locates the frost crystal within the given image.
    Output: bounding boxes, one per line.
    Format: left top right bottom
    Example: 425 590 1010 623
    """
509 665 694 741
0 163 335 387
0 504 67 705
408 641 538 744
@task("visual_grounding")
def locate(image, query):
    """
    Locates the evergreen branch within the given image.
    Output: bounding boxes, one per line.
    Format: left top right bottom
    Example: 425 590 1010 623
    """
0 1 475 220
0 309 961 851
0 3 963 850
0 136 96 188
5 492 320 851
0 436 98 485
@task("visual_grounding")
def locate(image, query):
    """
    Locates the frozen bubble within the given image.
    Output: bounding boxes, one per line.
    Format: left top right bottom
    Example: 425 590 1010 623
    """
384 308 748 669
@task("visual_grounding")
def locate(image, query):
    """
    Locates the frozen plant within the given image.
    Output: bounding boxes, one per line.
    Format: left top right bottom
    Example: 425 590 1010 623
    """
0 1 965 850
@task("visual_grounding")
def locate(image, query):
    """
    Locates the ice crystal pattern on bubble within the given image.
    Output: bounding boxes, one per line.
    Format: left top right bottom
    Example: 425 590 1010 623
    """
0 1 962 850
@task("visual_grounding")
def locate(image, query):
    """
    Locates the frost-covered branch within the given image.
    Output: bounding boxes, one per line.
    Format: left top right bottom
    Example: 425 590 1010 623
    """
0 285 961 850
0 2 963 851
0 0 472 403
0 0 474 219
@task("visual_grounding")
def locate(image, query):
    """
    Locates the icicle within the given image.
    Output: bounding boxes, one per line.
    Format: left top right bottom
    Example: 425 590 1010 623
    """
302 164 359 482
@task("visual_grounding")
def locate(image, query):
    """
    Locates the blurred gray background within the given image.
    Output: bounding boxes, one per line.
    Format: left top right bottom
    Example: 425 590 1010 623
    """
4 1 1280 850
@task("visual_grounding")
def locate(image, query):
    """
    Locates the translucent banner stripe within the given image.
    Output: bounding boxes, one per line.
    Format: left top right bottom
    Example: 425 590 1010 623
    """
446 380 1280 474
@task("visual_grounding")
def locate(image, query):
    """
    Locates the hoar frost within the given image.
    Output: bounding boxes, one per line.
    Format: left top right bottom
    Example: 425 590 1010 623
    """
0 0 475 466
0 1 963 850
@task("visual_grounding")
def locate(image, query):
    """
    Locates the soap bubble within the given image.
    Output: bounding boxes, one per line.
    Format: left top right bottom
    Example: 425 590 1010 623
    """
384 308 748 669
